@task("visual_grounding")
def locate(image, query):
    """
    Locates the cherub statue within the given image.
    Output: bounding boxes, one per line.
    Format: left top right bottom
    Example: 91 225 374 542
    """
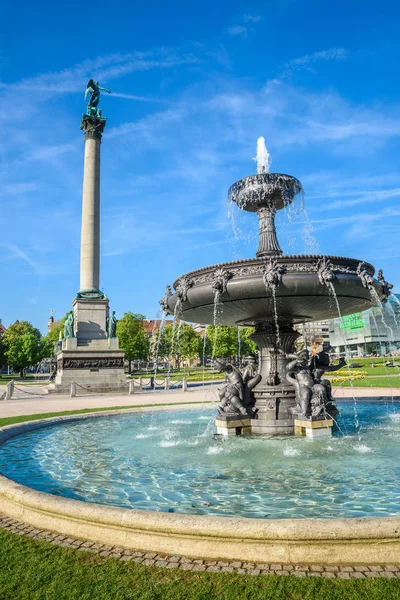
377 269 394 302
159 285 172 313
215 357 261 417
286 349 344 418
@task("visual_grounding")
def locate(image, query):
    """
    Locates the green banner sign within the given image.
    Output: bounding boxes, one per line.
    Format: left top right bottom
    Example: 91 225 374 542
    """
340 313 366 332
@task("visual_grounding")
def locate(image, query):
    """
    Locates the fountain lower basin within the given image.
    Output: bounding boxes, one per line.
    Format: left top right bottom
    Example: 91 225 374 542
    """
0 406 399 565
167 255 380 325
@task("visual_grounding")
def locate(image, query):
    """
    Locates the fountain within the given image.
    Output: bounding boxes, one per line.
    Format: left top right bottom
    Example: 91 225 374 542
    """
162 138 391 435
0 138 399 566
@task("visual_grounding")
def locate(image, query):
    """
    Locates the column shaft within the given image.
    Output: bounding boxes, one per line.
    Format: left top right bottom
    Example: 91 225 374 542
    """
80 136 101 291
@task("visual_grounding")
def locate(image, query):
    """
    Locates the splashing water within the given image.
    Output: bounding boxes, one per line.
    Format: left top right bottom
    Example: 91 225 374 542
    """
153 313 167 378
253 136 272 174
212 291 223 358
271 287 281 349
366 290 396 411
237 326 242 366
202 325 209 386
327 282 360 433
167 301 182 379
369 288 395 342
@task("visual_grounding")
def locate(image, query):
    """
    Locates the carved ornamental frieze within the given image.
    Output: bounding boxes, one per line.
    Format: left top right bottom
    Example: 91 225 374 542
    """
61 358 124 370
184 258 361 287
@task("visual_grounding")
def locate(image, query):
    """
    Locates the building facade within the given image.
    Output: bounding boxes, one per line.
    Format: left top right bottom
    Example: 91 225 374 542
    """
328 295 400 356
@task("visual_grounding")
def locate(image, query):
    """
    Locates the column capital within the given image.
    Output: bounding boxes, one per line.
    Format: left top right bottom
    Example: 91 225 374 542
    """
80 115 107 141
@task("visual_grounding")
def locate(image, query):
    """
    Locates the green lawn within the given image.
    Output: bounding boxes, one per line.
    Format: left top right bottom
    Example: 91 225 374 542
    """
0 528 399 600
338 377 400 388
352 367 400 377
347 358 400 366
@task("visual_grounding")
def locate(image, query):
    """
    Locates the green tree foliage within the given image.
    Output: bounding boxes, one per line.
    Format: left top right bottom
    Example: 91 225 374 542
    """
116 313 149 372
153 322 201 365
174 322 201 361
238 326 257 355
206 325 256 358
41 317 67 358
2 321 44 377
206 325 237 358
198 332 212 364
0 332 5 370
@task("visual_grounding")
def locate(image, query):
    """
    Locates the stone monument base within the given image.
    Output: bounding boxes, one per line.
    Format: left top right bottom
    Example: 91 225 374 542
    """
294 417 333 438
50 337 126 394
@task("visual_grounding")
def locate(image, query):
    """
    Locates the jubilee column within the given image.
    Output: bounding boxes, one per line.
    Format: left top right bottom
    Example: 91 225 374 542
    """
52 80 126 393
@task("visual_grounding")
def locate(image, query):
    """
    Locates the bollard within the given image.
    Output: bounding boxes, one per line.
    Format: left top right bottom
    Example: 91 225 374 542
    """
129 380 135 395
70 382 76 397
164 377 169 390
139 377 143 390
6 380 14 400
182 377 187 392
150 376 154 390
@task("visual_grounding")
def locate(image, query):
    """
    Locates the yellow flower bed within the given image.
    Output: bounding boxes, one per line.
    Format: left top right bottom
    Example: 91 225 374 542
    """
329 376 365 383
327 371 367 383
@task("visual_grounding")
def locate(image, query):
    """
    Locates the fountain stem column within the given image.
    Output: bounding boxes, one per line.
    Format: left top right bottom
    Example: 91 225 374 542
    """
79 117 106 293
256 207 282 258
250 321 300 435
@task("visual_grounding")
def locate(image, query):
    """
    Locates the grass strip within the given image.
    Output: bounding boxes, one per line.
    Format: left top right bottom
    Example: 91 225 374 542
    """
0 527 399 600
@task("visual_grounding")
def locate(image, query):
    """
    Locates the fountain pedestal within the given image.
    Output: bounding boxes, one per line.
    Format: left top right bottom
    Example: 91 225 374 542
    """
294 417 333 438
250 321 300 435
215 415 251 436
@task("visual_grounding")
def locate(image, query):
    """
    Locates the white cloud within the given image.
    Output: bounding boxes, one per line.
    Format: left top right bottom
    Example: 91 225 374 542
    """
281 47 348 77
244 15 262 23
228 26 248 36
0 49 201 95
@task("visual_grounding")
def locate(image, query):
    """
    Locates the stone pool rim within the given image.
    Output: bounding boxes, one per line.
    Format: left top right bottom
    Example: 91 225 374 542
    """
0 404 399 565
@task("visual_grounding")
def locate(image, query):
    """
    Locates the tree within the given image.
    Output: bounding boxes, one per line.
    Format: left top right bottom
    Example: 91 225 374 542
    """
198 332 212 366
2 321 44 377
238 326 257 356
206 325 256 360
41 317 67 358
206 325 239 358
116 313 149 373
173 323 201 367
151 322 202 367
0 332 5 372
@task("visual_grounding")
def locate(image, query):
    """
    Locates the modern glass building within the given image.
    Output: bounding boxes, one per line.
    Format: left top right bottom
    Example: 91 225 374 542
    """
328 295 400 356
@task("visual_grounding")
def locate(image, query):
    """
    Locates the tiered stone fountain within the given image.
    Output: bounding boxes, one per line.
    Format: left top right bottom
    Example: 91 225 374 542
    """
162 142 390 435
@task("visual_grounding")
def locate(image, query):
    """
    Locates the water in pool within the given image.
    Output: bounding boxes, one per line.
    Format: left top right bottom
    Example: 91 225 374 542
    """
0 402 399 519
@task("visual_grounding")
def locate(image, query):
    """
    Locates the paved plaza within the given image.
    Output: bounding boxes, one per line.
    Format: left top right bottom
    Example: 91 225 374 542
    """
0 384 398 419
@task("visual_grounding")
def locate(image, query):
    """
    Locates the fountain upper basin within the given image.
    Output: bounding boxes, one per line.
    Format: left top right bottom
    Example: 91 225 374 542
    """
228 172 302 212
167 254 383 326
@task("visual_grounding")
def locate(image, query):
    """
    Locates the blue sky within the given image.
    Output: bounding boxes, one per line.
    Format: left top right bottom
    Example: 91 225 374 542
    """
1 0 400 333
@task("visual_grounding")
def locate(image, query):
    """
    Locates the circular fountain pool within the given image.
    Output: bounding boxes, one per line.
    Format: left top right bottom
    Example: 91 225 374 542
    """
0 403 399 520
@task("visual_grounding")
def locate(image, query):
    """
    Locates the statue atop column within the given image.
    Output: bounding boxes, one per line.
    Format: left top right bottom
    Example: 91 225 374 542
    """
84 80 111 118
